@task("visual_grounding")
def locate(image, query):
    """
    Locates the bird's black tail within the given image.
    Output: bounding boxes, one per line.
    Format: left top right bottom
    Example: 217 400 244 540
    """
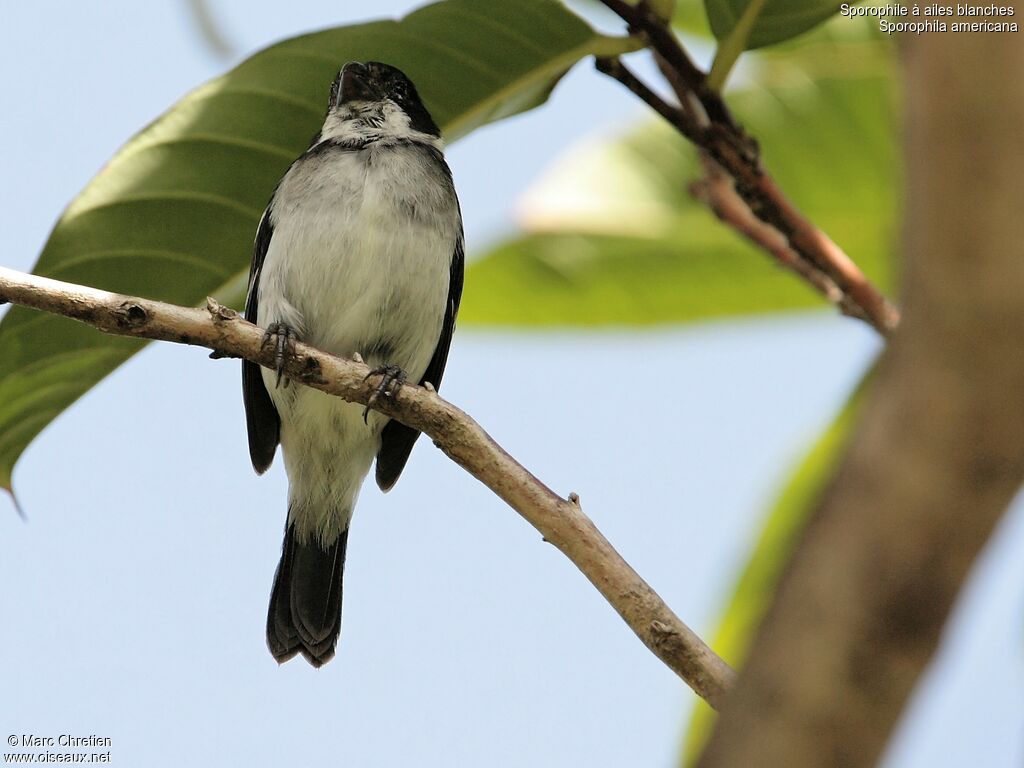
266 524 349 667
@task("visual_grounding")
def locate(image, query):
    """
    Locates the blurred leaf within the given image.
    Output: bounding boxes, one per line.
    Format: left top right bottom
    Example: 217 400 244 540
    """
706 0 847 49
464 43 898 325
664 0 716 39
706 0 765 89
0 0 638 490
649 0 680 21
185 0 236 60
463 229 834 325
681 375 867 765
573 0 714 41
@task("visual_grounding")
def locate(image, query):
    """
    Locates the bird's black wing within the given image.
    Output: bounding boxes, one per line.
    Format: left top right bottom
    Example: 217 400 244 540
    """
242 208 281 474
376 235 465 491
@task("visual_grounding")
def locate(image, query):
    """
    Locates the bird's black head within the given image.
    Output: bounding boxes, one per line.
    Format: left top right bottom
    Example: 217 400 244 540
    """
328 61 440 138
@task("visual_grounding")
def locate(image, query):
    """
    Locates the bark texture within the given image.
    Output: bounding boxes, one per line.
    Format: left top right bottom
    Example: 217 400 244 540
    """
0 267 735 707
698 14 1024 768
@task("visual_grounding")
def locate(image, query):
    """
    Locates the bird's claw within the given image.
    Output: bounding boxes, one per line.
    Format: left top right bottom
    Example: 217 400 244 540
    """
363 364 407 424
261 322 300 388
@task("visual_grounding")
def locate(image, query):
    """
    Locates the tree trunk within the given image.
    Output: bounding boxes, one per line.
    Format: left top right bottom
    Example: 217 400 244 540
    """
697 11 1024 767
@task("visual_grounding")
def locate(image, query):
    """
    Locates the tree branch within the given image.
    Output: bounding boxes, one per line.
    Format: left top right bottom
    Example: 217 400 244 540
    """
690 156 868 324
0 265 735 708
593 2 900 337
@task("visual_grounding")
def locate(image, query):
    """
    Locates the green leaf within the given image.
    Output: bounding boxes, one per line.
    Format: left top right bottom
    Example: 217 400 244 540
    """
681 376 868 766
462 229 839 326
463 52 898 326
707 0 768 89
672 0 716 38
649 0 680 21
0 0 638 490
705 0 849 49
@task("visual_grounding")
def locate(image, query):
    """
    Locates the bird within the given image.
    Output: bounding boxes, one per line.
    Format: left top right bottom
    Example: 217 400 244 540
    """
242 61 464 667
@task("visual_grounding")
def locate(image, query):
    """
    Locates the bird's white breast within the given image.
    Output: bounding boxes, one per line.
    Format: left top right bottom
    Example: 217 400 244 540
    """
259 143 457 366
256 141 459 541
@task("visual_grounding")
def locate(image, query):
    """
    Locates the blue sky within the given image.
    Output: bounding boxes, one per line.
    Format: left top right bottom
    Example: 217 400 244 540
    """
1 2 1021 766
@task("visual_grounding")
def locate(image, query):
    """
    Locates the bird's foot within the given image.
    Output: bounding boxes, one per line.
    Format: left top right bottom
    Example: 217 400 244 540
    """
261 322 300 388
363 364 407 423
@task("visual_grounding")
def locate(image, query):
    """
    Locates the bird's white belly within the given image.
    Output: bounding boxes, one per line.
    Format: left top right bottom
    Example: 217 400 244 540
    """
263 213 451 369
255 147 455 541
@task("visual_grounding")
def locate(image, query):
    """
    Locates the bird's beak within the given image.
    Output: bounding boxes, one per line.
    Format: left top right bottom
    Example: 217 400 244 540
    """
338 62 376 105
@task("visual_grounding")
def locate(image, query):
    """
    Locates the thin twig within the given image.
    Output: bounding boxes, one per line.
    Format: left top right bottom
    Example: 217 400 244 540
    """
691 156 868 322
635 58 861 318
610 0 740 128
185 0 235 60
0 265 736 709
593 2 901 336
595 57 701 142
654 51 708 126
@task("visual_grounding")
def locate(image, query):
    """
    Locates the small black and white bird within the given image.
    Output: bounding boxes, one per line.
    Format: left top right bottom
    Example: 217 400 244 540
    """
242 61 463 667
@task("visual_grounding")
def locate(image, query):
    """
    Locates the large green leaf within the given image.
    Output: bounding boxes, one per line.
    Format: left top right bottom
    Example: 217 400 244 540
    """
673 1 715 38
681 376 867 765
0 0 637 489
462 228 834 326
463 41 898 326
706 0 847 49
